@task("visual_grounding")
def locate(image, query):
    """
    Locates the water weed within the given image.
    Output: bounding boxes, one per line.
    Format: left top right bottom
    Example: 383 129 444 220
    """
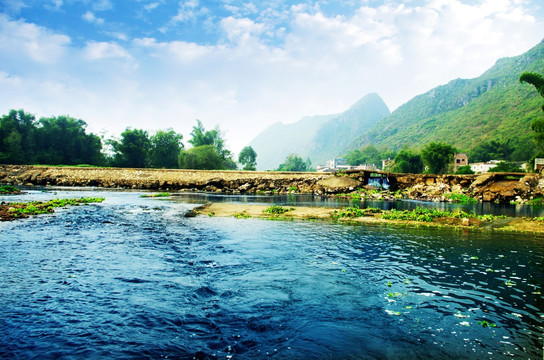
140 192 171 198
0 185 21 194
3 197 104 220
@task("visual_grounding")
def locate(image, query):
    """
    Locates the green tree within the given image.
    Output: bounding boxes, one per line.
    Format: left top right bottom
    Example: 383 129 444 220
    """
0 110 36 164
488 161 523 173
276 154 313 172
520 71 544 111
178 145 225 170
149 129 183 169
421 142 457 174
109 128 151 168
520 71 544 170
468 139 511 163
455 165 475 175
391 149 424 173
34 116 103 165
238 146 257 170
181 120 236 170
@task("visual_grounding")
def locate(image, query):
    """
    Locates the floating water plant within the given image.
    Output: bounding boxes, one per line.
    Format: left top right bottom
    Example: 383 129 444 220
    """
385 310 402 316
477 320 497 328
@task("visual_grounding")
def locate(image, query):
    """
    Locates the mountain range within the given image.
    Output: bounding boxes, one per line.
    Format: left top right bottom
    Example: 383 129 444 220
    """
248 38 544 170
249 93 390 170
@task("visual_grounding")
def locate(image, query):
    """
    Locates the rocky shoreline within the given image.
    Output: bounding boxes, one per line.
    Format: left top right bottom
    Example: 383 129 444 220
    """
0 165 543 204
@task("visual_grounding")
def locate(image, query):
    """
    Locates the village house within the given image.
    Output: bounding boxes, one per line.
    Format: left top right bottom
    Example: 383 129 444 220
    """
470 160 500 174
453 153 468 172
316 158 378 172
535 158 544 172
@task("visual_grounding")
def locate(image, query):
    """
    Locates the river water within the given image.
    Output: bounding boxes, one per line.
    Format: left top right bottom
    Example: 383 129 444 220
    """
1 189 543 359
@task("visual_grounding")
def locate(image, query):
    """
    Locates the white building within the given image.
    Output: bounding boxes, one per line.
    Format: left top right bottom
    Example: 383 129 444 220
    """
470 160 500 174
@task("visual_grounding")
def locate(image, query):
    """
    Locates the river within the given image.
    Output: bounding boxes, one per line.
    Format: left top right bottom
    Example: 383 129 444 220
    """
1 189 543 359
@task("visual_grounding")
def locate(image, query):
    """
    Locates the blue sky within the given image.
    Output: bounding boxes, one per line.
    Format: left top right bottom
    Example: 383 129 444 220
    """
1 0 544 155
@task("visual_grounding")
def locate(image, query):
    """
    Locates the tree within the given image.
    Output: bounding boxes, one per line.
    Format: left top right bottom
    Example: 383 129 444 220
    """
149 129 183 169
181 120 236 170
178 145 225 170
455 165 475 175
421 142 456 174
520 71 544 170
520 71 544 111
468 139 511 163
0 110 36 164
391 149 424 173
238 146 257 170
276 154 313 172
488 161 523 173
34 116 103 165
109 128 151 168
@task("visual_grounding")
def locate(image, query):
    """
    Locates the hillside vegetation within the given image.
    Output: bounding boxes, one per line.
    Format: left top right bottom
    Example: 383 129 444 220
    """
353 39 544 155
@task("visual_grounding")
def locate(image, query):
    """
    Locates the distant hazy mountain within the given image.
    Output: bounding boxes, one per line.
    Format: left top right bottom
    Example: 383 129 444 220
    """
351 38 544 156
249 93 390 170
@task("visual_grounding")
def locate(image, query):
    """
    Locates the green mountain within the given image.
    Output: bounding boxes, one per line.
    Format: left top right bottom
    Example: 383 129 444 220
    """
353 38 544 157
249 93 390 170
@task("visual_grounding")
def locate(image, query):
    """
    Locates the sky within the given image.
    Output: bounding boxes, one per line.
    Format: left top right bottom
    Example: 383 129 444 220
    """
1 0 544 155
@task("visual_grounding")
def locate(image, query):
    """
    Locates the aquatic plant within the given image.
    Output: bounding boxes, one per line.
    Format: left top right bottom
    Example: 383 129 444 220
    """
332 205 381 219
140 192 171 198
234 212 251 219
528 197 544 206
0 185 20 195
263 205 292 215
444 193 477 204
4 197 105 220
380 207 507 223
477 320 497 328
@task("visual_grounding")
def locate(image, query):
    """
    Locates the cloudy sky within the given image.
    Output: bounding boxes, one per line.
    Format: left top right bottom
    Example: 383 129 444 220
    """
1 0 543 154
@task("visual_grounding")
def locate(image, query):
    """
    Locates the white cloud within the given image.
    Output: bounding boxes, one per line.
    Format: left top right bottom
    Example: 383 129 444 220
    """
0 0 543 155
220 17 266 44
82 11 105 25
83 41 132 61
0 14 71 64
144 2 160 12
92 0 113 11
1 0 27 15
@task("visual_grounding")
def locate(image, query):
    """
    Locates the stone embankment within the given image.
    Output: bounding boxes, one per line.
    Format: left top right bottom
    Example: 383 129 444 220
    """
1 165 543 204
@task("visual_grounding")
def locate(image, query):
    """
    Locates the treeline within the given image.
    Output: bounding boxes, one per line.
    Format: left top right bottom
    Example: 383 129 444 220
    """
0 110 103 165
342 140 532 175
0 110 257 170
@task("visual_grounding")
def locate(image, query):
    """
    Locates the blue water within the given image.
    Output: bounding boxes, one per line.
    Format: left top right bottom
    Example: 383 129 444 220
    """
1 190 543 359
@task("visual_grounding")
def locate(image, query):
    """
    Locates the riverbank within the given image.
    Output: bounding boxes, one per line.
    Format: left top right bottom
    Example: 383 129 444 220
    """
195 203 544 233
1 165 543 204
